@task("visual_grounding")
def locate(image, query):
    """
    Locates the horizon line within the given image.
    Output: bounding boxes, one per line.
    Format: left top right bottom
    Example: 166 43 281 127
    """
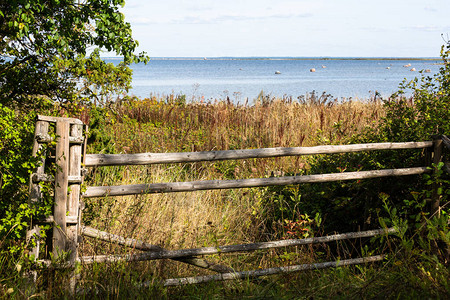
102 56 440 61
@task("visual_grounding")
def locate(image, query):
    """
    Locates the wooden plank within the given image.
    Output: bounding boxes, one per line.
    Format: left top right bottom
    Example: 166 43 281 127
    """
31 173 82 183
29 121 49 203
83 167 429 198
52 121 70 258
26 227 41 261
82 226 163 251
28 120 49 261
67 124 84 291
161 255 385 286
78 228 396 264
37 115 83 125
81 226 234 273
36 133 85 144
36 254 385 281
84 141 433 167
431 136 443 217
39 215 79 225
67 124 83 268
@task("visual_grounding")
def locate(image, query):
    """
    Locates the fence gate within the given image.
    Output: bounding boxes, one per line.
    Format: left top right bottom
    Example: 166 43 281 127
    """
27 115 447 288
27 116 86 271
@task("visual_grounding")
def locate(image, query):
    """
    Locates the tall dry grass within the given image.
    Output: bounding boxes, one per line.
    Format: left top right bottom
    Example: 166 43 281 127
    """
81 95 385 279
109 94 383 153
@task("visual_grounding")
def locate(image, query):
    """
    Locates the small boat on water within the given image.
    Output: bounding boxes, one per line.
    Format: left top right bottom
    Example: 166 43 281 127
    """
275 70 281 74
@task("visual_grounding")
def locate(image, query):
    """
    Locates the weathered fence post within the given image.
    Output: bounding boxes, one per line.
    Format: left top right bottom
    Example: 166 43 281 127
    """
53 121 70 259
67 124 83 263
29 116 85 263
28 116 86 292
431 135 443 218
27 120 50 285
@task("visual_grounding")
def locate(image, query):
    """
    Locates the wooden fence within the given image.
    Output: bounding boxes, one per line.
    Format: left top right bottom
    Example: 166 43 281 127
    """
27 115 449 287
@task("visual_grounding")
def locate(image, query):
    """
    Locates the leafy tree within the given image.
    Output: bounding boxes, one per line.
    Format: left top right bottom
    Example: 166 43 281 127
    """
0 0 148 109
0 0 148 262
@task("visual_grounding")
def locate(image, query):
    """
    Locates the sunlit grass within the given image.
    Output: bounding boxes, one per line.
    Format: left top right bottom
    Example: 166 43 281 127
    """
78 95 387 288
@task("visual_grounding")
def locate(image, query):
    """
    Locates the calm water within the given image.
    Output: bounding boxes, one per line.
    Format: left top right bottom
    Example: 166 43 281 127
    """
109 58 441 102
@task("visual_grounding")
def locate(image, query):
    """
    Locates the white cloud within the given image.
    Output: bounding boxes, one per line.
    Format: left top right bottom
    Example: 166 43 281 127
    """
119 0 450 57
173 13 313 24
123 0 317 25
405 25 450 32
424 6 438 12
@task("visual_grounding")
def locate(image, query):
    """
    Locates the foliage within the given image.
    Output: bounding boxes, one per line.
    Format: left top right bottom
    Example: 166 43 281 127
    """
0 104 37 247
0 0 148 110
380 43 450 141
0 1 147 295
378 169 450 298
0 0 147 248
86 105 117 154
264 41 450 233
53 49 134 106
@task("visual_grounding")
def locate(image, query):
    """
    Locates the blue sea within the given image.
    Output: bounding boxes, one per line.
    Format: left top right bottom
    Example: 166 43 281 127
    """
108 57 442 103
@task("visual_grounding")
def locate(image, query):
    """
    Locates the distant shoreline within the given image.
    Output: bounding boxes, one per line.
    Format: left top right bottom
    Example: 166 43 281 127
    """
104 56 440 61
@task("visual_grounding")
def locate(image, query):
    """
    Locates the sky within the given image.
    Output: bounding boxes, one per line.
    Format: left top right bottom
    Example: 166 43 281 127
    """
119 0 450 58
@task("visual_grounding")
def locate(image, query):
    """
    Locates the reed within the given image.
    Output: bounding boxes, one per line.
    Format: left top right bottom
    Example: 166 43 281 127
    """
78 95 385 282
107 94 384 154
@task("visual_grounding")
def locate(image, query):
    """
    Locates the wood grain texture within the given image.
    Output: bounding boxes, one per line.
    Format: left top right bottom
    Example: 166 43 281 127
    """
82 226 234 273
28 121 49 261
31 173 82 183
161 255 385 286
53 121 70 258
431 137 443 217
83 167 429 198
67 124 83 265
29 121 49 203
78 228 396 264
37 115 83 124
84 142 433 167
35 133 84 144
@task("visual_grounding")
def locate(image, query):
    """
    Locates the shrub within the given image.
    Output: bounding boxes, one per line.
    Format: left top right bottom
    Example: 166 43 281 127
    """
264 41 450 234
0 105 38 252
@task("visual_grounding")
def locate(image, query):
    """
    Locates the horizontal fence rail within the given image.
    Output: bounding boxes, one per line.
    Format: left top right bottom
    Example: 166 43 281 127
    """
82 228 395 264
84 167 429 198
81 227 235 273
160 255 385 287
84 141 433 167
35 133 85 144
37 114 84 125
36 227 396 267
